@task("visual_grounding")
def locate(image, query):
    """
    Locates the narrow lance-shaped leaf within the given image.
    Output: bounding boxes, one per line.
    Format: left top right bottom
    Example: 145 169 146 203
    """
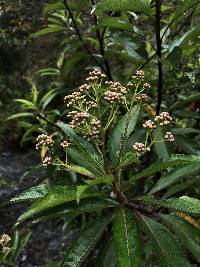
139 195 200 214
161 214 200 262
108 105 140 164
142 216 191 267
113 207 141 267
149 163 200 194
14 186 101 225
60 214 113 267
129 155 200 182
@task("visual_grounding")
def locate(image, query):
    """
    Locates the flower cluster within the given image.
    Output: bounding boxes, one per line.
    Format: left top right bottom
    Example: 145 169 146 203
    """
143 83 151 89
36 134 54 150
60 140 71 148
79 83 91 92
86 69 106 82
133 142 150 154
164 131 175 142
135 93 149 102
67 111 90 128
42 156 52 167
132 70 145 80
104 90 123 103
87 119 101 140
0 234 11 254
155 112 173 126
143 120 156 129
64 91 86 107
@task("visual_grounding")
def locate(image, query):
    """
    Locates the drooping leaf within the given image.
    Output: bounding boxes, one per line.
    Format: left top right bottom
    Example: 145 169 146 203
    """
60 214 113 267
129 155 200 182
113 207 141 267
161 214 200 262
108 105 140 164
34 198 117 223
169 93 200 111
149 163 200 194
11 184 49 202
32 26 65 38
7 113 34 120
15 186 101 225
139 195 200 214
142 216 191 267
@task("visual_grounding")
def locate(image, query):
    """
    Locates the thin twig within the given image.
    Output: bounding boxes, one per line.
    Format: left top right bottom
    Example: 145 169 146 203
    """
63 0 105 71
155 0 163 115
90 0 113 80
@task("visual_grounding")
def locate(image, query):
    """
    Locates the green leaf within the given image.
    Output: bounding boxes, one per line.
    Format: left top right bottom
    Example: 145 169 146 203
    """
129 155 200 182
153 128 169 159
140 195 200 214
84 174 114 186
15 186 101 225
14 99 35 108
34 198 117 222
161 214 200 262
113 207 141 267
142 216 191 267
62 163 95 178
43 2 66 15
56 122 105 176
99 16 133 31
60 214 113 267
108 105 140 164
94 237 116 267
32 26 65 38
165 176 200 198
97 0 151 14
7 113 34 120
11 184 49 202
149 163 200 194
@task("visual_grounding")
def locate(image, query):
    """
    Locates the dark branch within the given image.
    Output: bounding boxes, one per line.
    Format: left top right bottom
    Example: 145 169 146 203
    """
155 0 163 115
63 0 106 72
90 0 113 80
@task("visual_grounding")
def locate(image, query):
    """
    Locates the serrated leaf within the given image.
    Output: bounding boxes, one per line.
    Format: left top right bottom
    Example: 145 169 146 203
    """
142 216 191 267
15 186 101 225
140 196 200 214
161 214 200 262
149 163 200 194
97 0 151 14
108 105 140 164
60 214 113 267
113 207 141 267
130 155 200 182
84 174 114 185
11 184 49 202
34 198 117 223
56 122 105 176
62 164 95 178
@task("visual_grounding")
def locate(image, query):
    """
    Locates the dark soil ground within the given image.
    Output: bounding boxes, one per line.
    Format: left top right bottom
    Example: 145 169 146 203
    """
0 145 69 267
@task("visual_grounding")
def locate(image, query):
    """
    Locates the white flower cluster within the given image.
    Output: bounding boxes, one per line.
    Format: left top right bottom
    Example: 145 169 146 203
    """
42 156 52 167
164 131 175 142
133 142 150 154
60 140 71 148
86 69 106 82
67 111 90 128
143 120 156 129
64 91 86 107
36 134 54 150
155 112 172 126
